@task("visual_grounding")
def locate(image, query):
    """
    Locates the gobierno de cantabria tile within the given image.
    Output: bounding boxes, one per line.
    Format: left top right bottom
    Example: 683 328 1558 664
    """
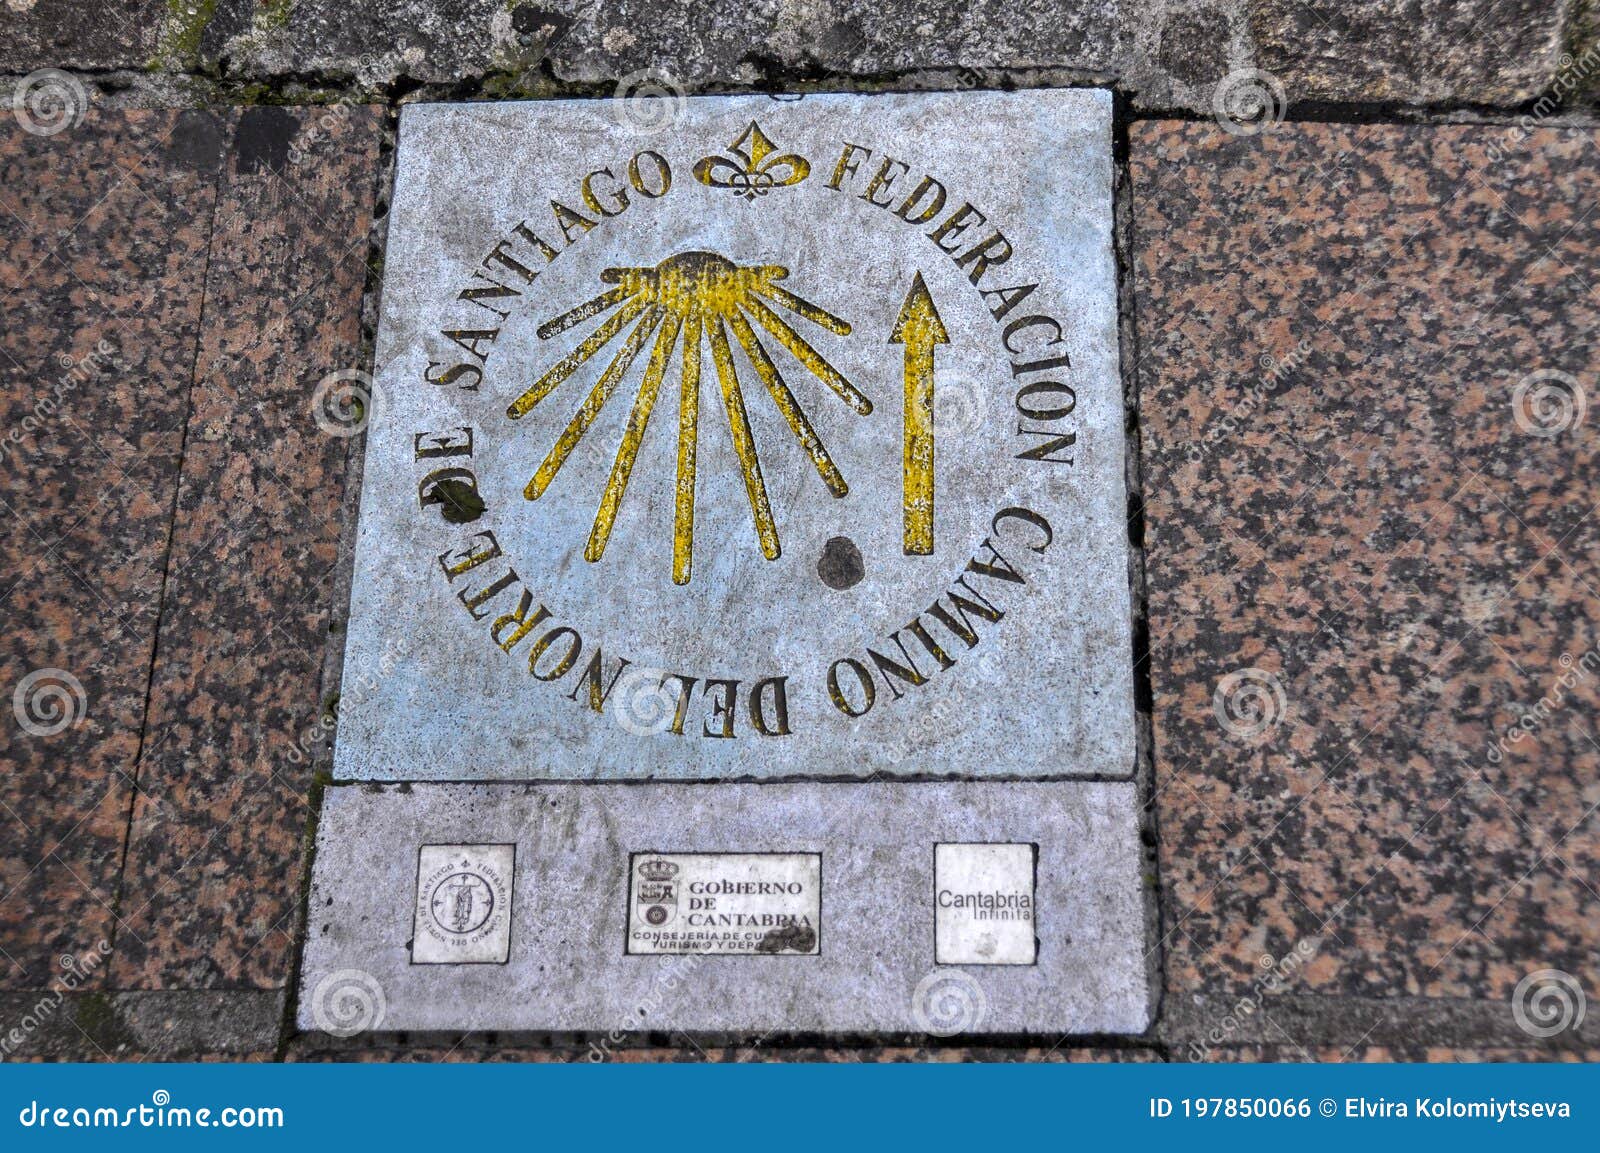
335 89 1134 781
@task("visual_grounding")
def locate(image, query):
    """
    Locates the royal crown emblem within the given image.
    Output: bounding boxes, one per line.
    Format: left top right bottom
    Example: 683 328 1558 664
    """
637 859 681 882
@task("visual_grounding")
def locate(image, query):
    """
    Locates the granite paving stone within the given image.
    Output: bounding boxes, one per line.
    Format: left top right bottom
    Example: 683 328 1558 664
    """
109 104 383 990
1198 1046 1600 1062
0 107 229 990
1131 122 1600 1022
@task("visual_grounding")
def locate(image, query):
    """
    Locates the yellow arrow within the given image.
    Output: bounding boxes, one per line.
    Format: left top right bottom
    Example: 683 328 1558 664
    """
889 271 950 555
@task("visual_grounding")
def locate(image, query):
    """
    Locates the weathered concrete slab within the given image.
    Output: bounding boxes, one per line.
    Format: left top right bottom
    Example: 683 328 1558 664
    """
1248 0 1570 106
2 2 1576 110
337 90 1134 781
0 0 166 73
298 781 1151 1035
214 1 1574 109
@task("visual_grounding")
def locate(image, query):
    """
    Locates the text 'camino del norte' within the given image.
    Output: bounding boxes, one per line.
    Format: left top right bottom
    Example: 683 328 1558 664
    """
404 137 1084 740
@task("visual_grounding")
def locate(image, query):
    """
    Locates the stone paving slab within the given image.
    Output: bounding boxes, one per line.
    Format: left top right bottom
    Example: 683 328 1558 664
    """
0 1 166 74
0 2 1583 111
0 107 229 990
1248 0 1570 106
298 781 1151 1035
339 90 1133 783
1130 121 1600 1026
110 105 384 990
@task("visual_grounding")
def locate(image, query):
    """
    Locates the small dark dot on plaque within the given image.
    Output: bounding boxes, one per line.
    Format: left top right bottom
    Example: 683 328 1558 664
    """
818 536 864 590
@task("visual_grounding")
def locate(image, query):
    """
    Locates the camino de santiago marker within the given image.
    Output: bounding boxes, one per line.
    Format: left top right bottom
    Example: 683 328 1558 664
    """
300 91 1150 1035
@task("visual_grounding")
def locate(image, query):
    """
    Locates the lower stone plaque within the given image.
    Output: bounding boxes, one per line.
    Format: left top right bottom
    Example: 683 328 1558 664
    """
626 852 822 956
299 781 1150 1035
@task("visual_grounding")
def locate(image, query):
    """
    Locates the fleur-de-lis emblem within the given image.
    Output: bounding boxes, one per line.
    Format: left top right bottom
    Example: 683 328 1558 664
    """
692 122 810 202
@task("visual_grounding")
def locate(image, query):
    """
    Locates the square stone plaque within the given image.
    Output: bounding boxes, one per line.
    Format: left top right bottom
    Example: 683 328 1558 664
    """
336 89 1133 781
411 843 515 964
934 842 1038 966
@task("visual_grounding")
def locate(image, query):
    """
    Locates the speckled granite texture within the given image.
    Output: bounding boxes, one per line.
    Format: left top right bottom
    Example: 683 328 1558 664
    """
0 105 380 1018
9 100 1600 1061
112 105 383 989
1131 123 1600 1035
0 108 228 989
